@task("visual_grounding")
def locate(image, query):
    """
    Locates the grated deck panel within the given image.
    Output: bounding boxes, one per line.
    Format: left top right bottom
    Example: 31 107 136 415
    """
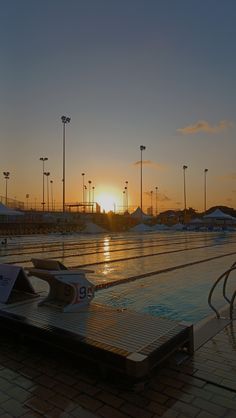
0 299 193 379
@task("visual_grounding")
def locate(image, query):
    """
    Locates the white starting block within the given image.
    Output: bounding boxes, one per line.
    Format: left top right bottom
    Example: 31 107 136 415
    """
27 259 95 313
0 264 37 304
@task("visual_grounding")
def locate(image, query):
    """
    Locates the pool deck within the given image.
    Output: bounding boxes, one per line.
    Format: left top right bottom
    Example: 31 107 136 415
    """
0 299 193 380
0 320 236 417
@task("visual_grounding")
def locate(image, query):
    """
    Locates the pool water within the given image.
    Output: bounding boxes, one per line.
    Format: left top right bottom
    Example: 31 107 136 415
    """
1 230 236 324
95 256 236 323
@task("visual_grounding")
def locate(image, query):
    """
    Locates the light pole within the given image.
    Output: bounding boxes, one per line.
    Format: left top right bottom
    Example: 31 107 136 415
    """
92 186 95 213
125 180 128 212
82 173 85 203
88 180 92 211
183 165 188 221
204 168 208 214
50 180 54 211
44 172 50 211
123 190 126 214
84 185 87 211
39 157 48 211
150 190 153 215
124 187 127 212
155 186 158 216
3 172 10 205
61 115 71 212
140 145 146 217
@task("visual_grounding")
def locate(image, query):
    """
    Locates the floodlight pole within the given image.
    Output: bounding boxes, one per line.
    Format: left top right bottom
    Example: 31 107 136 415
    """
150 190 153 216
204 168 208 214
61 115 71 212
92 186 95 212
140 145 146 218
155 186 158 216
3 171 10 205
183 165 188 222
39 157 48 211
50 180 54 211
125 181 128 212
82 173 85 203
123 190 126 214
44 172 50 211
88 180 92 207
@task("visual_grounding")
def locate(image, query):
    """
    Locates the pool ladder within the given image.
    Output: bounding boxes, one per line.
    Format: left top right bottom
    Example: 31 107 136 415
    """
208 261 236 320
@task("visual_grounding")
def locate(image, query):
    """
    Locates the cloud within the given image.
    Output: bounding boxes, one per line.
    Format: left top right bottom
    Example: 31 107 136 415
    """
177 120 233 135
133 160 164 169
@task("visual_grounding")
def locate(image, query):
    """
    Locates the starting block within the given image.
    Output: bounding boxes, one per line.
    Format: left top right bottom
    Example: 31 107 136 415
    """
28 269 95 312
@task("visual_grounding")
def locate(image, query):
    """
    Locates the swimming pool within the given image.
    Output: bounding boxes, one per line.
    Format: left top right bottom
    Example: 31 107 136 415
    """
1 231 236 323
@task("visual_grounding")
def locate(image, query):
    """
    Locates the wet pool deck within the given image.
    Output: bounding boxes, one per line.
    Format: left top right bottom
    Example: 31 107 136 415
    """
0 320 236 418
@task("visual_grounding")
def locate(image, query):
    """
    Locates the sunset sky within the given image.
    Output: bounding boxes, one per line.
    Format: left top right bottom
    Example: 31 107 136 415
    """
1 0 236 213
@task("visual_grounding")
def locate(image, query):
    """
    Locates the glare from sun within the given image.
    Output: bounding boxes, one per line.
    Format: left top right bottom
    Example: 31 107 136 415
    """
96 192 118 213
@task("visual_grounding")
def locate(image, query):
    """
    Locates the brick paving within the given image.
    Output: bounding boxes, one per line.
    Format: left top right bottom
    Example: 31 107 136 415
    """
0 321 236 418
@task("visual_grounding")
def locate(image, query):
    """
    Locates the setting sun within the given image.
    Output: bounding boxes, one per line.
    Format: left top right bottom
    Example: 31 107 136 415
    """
96 192 119 213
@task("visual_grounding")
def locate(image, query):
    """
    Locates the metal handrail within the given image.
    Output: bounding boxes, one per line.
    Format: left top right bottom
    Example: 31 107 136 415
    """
223 261 236 303
208 264 236 319
230 290 236 320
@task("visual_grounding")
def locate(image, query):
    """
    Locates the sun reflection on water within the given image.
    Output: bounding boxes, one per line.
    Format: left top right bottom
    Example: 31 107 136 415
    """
103 237 110 261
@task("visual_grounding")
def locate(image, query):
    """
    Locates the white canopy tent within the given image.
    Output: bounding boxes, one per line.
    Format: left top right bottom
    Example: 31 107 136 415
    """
203 209 236 221
130 207 151 220
0 203 24 216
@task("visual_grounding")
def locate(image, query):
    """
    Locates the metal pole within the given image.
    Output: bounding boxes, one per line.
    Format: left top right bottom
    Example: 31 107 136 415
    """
141 150 143 213
140 145 146 218
50 180 53 211
124 187 127 212
204 168 208 213
40 158 47 211
88 181 91 207
5 178 8 204
183 165 188 221
47 175 49 211
125 181 128 212
62 121 65 212
61 116 71 213
150 190 153 215
82 173 85 203
43 160 45 211
92 186 95 213
84 185 87 211
155 186 158 216
44 172 50 211
3 172 10 206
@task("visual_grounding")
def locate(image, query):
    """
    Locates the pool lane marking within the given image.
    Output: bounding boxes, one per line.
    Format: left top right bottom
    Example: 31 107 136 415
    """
72 241 236 267
95 250 236 290
1 233 215 258
1 235 218 260
5 236 236 266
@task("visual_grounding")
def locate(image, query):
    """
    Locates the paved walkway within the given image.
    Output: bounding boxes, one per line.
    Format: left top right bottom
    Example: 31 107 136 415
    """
0 321 236 418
